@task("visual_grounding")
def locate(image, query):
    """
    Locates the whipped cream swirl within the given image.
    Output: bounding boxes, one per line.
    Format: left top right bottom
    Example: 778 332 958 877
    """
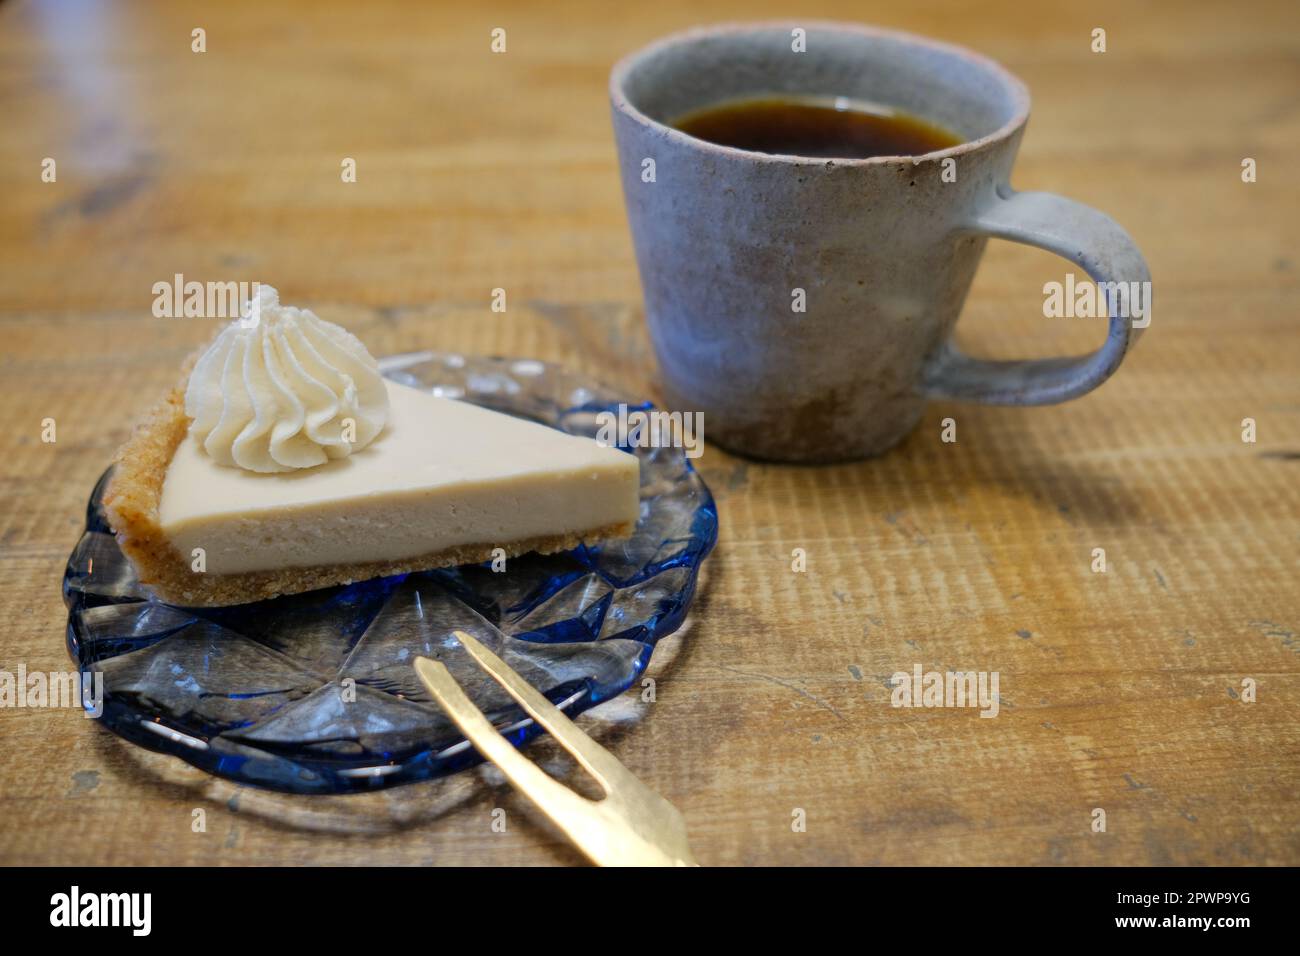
185 285 389 473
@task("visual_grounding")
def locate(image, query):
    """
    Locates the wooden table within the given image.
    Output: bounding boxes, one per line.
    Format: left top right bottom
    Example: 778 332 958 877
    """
2 0 1297 866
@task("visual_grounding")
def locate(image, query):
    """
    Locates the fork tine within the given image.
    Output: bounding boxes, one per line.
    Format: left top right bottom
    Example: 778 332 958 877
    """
449 630 635 792
412 656 593 819
413 653 696 866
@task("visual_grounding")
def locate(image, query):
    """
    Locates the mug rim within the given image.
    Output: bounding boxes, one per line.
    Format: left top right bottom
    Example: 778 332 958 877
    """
609 20 1032 166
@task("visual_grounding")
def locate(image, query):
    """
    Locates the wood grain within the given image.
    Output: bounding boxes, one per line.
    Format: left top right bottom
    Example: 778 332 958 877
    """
1 0 1297 866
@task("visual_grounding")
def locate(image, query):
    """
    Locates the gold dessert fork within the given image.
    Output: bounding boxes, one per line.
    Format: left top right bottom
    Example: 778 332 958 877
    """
413 630 698 867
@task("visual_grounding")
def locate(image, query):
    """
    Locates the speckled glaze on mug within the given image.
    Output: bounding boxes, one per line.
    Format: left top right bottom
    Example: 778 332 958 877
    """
611 21 1149 462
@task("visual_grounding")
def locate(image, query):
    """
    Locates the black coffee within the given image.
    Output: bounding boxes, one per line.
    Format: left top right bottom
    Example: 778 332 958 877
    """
671 95 962 159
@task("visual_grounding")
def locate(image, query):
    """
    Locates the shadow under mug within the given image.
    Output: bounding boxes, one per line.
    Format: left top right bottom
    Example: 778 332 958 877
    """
610 21 1150 462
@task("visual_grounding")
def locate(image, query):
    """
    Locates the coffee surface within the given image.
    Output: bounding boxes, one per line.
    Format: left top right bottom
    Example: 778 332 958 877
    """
671 95 963 159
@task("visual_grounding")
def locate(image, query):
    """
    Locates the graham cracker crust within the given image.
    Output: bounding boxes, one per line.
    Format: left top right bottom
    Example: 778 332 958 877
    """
102 360 634 608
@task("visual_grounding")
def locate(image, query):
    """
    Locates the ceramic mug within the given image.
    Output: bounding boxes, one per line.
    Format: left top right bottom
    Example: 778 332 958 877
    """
610 21 1150 462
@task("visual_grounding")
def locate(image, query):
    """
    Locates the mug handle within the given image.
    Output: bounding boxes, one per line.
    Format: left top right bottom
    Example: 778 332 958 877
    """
921 187 1150 404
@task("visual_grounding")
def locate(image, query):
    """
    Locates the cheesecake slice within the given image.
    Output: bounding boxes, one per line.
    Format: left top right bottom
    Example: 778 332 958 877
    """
104 288 640 607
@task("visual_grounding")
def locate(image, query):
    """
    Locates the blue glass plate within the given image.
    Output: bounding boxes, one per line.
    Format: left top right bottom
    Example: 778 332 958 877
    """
63 352 717 794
